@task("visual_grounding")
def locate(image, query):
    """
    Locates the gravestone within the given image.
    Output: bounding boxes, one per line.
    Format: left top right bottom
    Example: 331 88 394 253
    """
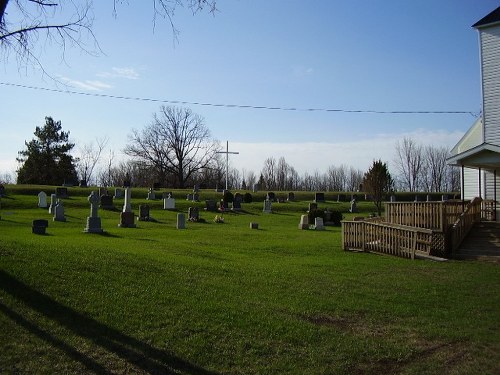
232 194 242 211
138 204 150 221
53 199 66 222
100 195 114 210
123 187 132 213
250 222 259 229
188 207 199 221
119 211 136 228
193 193 200 202
349 198 357 213
287 192 295 202
263 199 272 213
252 184 259 193
186 193 194 201
162 192 173 199
38 191 48 208
164 197 176 210
147 188 156 200
98 187 108 197
266 192 275 202
205 199 217 212
314 217 325 230
390 195 396 202
84 191 103 233
114 188 124 199
177 213 186 229
298 215 309 230
79 180 87 188
308 202 318 212
32 219 48 234
48 193 57 214
119 188 136 227
56 187 68 199
314 192 325 203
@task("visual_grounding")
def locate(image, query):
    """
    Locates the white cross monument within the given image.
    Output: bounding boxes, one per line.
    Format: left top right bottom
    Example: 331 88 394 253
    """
216 141 239 190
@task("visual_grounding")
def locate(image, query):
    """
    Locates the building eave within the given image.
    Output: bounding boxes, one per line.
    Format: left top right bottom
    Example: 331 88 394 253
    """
447 143 500 169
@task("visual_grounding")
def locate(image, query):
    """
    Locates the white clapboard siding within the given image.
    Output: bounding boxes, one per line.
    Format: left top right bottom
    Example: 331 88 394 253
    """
480 26 500 146
484 169 500 200
463 167 480 200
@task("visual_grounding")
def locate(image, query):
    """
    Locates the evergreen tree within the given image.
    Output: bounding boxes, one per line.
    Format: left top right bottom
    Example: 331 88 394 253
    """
17 117 78 185
363 160 393 216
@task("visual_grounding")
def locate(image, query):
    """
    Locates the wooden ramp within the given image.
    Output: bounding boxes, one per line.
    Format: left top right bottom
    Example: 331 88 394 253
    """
454 222 500 262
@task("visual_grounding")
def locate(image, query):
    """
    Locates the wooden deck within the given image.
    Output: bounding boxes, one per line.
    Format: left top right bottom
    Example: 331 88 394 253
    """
454 222 500 262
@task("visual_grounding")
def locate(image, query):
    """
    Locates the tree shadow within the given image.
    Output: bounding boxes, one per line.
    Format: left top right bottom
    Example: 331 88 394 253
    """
0 270 218 374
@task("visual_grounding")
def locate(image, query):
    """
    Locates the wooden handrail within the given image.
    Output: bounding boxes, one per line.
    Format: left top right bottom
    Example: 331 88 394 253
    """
384 201 466 232
342 220 433 259
449 197 483 255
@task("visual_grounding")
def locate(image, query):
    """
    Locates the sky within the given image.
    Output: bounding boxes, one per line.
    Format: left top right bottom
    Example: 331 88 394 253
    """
1 0 498 181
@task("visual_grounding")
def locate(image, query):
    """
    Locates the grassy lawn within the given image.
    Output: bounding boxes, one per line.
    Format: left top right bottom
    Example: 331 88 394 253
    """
0 186 499 374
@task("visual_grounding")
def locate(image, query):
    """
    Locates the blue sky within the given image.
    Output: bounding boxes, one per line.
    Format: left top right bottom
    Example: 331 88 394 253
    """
1 0 498 179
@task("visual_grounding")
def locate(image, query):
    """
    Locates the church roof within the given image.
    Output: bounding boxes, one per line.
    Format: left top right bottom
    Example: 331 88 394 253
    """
473 6 500 29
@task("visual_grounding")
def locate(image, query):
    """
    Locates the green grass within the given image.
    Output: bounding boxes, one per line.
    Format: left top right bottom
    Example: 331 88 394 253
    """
0 186 499 374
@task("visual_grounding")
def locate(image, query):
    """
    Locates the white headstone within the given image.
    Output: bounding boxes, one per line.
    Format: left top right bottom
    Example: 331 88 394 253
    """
164 197 175 210
314 217 325 230
123 187 132 212
298 215 309 230
48 193 57 214
38 191 47 208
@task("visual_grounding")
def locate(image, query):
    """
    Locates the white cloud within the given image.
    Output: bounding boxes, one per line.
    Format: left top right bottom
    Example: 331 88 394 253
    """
59 77 112 91
97 67 140 80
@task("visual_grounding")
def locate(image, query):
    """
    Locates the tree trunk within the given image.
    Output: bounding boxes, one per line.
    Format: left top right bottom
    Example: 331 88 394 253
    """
0 0 9 26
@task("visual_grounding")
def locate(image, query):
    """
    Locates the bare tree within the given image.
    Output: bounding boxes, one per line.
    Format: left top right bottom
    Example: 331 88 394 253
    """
0 0 216 73
75 136 109 186
245 170 256 191
394 137 424 192
261 157 276 190
422 145 450 192
124 105 219 188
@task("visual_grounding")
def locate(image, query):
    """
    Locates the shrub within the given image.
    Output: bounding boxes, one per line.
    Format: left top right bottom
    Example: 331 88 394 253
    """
243 192 253 203
308 208 325 224
328 210 343 226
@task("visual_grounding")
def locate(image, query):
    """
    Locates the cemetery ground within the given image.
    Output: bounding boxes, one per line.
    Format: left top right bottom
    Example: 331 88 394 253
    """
0 186 499 374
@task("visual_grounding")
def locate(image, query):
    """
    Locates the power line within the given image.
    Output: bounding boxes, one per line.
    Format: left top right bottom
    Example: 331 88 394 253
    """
0 81 479 117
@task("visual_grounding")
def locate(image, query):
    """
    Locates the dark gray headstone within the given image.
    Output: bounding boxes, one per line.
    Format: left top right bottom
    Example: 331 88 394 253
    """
138 204 150 221
32 219 48 234
55 187 68 198
314 192 325 203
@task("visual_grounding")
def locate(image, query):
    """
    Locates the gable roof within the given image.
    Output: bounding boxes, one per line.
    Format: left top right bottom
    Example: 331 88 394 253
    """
473 6 500 29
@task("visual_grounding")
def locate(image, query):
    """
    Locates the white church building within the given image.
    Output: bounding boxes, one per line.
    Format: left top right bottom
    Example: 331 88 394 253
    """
447 6 500 222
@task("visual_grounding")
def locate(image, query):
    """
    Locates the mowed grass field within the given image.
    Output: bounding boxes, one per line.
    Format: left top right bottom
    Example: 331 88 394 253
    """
0 186 499 374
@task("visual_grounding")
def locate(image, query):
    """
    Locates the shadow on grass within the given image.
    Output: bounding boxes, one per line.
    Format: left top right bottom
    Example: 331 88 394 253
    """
0 270 217 374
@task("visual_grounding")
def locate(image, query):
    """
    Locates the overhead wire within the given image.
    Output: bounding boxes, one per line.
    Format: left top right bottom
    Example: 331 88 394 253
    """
0 81 479 117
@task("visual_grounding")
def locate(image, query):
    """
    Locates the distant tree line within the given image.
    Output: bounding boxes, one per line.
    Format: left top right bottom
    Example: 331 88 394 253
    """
12 107 460 193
